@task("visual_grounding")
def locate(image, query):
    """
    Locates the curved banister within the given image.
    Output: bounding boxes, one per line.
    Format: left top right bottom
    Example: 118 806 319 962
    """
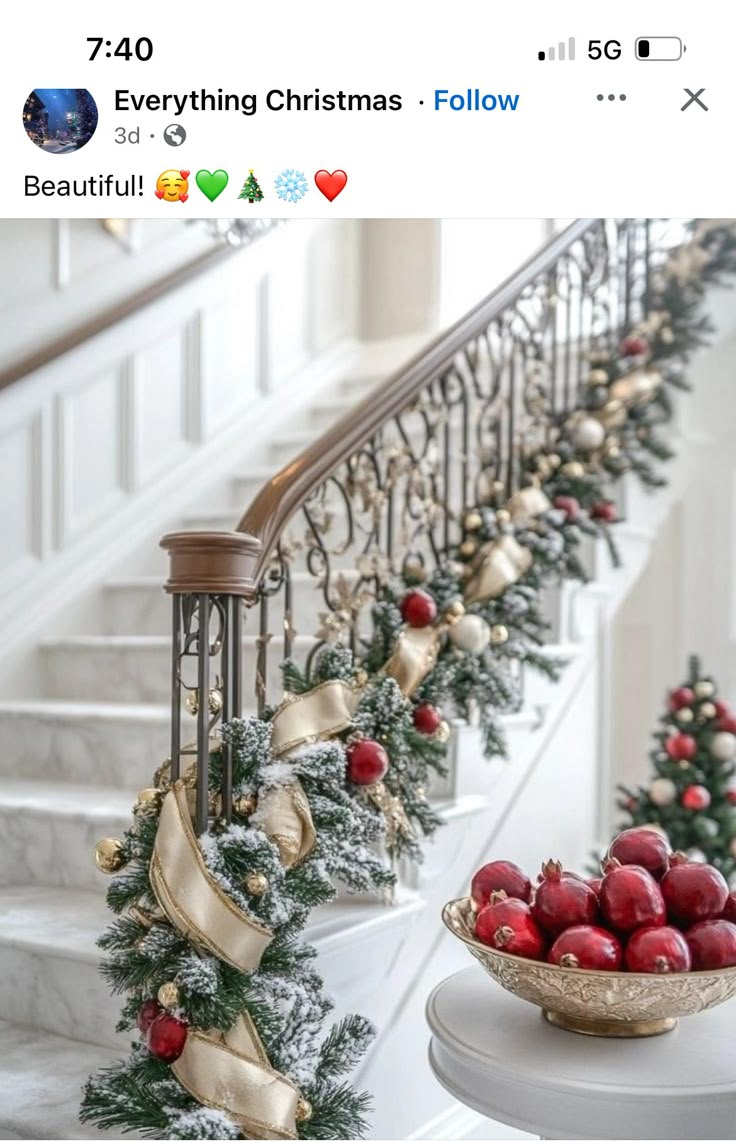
236 218 597 584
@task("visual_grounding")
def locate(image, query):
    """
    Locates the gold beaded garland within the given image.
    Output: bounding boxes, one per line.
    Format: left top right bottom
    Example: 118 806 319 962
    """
157 981 180 1010
490 624 509 645
245 871 269 896
296 1098 313 1124
93 838 126 875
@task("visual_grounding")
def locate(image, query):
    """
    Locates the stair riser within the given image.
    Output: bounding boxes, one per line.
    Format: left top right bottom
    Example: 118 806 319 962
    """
0 808 129 893
0 712 168 789
42 641 317 704
0 944 123 1051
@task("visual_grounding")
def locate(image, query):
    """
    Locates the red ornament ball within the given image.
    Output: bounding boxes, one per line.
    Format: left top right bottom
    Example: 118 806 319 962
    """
471 861 532 910
715 700 731 718
591 500 617 523
726 789 736 806
668 686 695 712
147 1011 188 1063
346 739 389 785
620 334 649 358
665 732 697 761
625 925 692 973
137 999 163 1036
413 703 442 735
400 589 437 628
718 714 736 734
552 495 580 522
682 784 711 811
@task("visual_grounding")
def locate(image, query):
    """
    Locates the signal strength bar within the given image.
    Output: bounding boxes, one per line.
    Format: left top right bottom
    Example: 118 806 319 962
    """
538 37 576 61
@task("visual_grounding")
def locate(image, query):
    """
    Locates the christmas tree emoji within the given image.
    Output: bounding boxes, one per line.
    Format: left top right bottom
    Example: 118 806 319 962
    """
238 169 264 203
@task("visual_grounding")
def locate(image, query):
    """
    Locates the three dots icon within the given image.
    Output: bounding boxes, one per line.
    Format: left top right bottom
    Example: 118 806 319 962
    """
597 93 627 102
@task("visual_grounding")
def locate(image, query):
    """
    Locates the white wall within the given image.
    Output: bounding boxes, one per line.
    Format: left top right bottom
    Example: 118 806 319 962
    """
439 220 551 326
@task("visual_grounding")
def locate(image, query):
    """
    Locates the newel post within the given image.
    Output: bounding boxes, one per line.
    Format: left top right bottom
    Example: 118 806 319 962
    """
160 531 262 834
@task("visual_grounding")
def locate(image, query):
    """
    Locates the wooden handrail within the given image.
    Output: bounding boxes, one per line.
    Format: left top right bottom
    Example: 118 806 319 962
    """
237 218 597 583
0 242 238 394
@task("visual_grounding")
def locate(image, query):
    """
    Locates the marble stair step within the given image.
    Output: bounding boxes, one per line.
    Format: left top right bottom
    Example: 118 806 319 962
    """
40 634 318 704
0 780 133 892
0 700 171 789
0 884 424 1051
0 1019 117 1140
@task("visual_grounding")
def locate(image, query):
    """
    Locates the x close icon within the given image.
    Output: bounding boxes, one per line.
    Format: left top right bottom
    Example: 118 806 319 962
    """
681 88 708 111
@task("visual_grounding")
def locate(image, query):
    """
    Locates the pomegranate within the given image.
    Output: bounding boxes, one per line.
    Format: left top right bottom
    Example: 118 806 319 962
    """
586 876 603 897
686 919 736 970
531 859 598 937
607 826 671 880
471 860 531 910
599 860 666 932
660 853 728 925
722 890 736 923
548 925 622 971
474 896 545 960
625 926 692 973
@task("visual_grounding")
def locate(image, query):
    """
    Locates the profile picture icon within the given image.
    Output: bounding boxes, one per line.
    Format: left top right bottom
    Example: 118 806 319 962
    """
22 88 98 154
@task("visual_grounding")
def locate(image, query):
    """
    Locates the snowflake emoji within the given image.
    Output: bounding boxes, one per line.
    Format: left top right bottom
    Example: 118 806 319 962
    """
274 169 309 203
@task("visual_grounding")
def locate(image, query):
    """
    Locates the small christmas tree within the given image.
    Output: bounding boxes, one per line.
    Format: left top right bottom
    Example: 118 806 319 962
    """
238 169 263 203
617 656 736 879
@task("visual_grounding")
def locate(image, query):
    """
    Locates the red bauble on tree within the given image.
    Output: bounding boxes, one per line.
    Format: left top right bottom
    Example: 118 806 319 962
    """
136 999 162 1036
718 714 736 734
553 495 580 522
147 1012 188 1063
726 789 736 806
413 703 442 735
668 686 695 712
681 784 711 811
346 738 389 785
591 500 617 523
620 334 649 358
400 588 437 628
665 732 697 761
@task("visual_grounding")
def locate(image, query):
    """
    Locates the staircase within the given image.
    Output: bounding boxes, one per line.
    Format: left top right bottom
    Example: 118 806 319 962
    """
0 218 728 1140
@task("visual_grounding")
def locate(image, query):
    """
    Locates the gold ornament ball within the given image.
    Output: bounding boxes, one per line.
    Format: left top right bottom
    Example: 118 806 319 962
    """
464 511 483 532
561 461 585 478
490 624 509 645
676 708 694 724
694 680 715 699
678 759 691 770
547 453 561 469
604 442 621 460
185 689 223 717
700 701 717 720
296 1098 313 1124
157 981 180 1010
93 838 126 875
208 688 224 715
460 539 477 557
134 787 163 816
184 690 199 716
234 794 257 817
444 599 466 624
587 368 609 385
495 508 511 527
245 871 269 896
434 720 451 744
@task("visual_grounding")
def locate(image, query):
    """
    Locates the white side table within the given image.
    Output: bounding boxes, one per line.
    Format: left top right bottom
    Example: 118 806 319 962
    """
426 967 736 1140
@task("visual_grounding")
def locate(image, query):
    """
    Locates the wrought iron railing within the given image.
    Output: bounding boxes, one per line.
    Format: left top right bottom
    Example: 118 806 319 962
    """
161 218 676 832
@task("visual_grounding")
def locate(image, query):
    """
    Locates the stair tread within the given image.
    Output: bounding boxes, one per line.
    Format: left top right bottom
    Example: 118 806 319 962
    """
0 1018 117 1139
0 698 170 720
0 778 134 820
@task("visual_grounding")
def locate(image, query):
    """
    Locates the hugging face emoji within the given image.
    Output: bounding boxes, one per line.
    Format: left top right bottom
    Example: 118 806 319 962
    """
155 169 189 202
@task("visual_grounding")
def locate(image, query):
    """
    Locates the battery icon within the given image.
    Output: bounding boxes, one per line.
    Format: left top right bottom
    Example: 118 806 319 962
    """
635 36 684 60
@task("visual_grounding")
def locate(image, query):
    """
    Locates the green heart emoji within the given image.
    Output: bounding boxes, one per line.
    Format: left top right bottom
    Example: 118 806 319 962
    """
195 169 229 202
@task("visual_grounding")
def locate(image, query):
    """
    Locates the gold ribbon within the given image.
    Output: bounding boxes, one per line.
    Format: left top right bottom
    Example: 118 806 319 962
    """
257 781 316 869
464 534 533 603
270 680 361 757
172 1013 299 1140
150 783 273 973
385 625 442 696
506 486 551 524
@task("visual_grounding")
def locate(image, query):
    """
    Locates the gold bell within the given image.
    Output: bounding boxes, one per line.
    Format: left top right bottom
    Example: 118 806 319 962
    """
93 838 126 875
245 871 269 896
157 981 180 1010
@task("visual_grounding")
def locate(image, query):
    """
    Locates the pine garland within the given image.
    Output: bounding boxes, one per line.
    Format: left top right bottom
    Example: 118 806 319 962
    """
83 221 736 1139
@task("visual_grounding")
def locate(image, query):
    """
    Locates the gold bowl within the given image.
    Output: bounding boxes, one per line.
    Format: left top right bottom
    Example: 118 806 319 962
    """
443 897 736 1038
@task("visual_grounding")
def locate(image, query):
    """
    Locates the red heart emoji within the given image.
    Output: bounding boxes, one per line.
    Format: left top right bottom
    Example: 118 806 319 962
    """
180 170 190 178
155 189 164 199
314 169 347 202
179 194 189 203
